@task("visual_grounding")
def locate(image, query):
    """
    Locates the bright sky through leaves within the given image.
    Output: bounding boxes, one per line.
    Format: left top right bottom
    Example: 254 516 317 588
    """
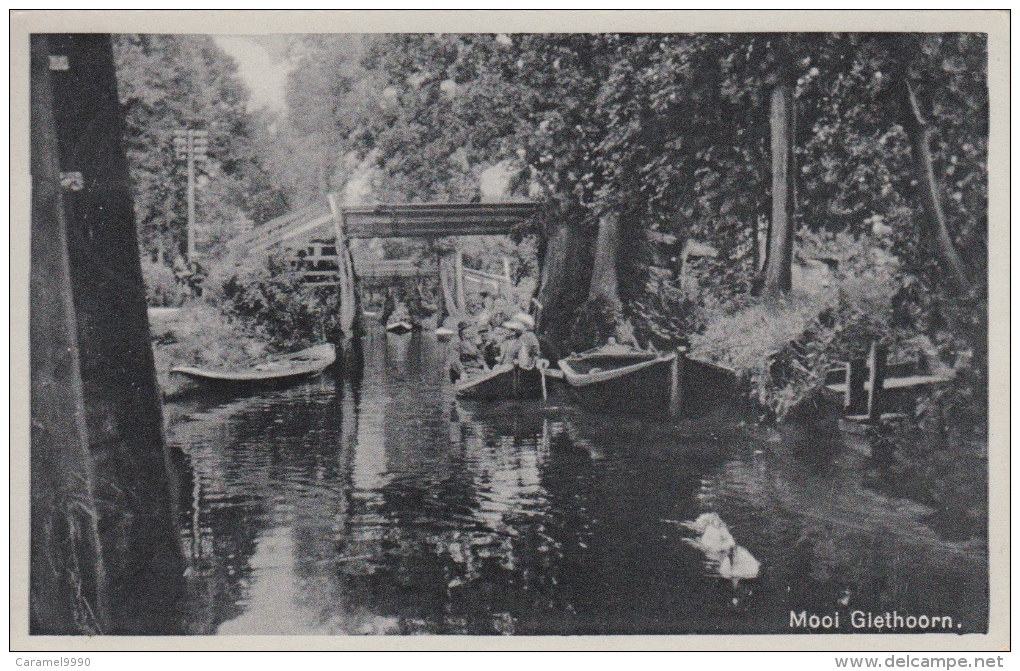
212 35 291 114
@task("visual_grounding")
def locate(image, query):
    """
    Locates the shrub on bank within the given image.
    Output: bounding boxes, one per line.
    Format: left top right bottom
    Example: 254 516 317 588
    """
630 267 706 351
217 249 350 350
142 259 188 307
688 230 901 421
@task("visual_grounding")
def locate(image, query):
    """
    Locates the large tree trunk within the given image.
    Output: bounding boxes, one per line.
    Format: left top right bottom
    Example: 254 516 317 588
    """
536 218 593 353
32 34 187 634
587 211 624 311
30 33 109 636
763 66 796 297
899 79 972 294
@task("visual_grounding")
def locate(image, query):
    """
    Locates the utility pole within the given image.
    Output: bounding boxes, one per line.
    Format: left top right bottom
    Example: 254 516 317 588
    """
172 128 208 262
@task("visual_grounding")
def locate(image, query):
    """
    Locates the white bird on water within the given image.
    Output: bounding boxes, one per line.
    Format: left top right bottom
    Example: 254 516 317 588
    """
681 512 760 585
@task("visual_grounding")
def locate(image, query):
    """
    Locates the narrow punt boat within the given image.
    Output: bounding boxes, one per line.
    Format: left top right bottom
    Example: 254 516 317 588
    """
558 342 678 417
171 343 336 390
385 320 414 335
455 363 544 401
558 341 737 418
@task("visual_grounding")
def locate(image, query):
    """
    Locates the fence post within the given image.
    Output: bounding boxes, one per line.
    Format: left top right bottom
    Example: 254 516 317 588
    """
845 358 868 416
866 341 888 422
502 256 513 297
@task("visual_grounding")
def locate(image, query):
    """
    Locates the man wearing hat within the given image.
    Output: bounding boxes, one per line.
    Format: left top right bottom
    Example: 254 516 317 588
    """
500 312 541 369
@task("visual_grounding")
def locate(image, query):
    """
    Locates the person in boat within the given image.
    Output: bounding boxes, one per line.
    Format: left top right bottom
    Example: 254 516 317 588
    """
475 288 496 330
389 298 411 326
481 323 510 368
449 320 488 383
501 313 541 369
475 287 514 334
172 253 191 290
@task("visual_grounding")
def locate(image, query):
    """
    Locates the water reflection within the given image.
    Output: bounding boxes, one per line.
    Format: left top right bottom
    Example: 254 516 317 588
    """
167 327 987 636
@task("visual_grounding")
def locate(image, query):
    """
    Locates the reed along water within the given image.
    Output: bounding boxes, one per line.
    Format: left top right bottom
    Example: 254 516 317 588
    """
167 325 987 635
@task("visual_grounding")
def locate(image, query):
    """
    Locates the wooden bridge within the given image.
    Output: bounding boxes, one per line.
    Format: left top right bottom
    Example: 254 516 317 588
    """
229 195 537 322
301 256 437 285
230 199 539 253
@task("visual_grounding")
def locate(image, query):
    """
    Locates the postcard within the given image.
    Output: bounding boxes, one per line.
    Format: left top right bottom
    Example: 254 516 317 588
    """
10 9 1009 653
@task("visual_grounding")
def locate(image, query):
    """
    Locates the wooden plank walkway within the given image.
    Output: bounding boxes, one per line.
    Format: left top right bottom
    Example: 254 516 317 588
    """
344 202 537 238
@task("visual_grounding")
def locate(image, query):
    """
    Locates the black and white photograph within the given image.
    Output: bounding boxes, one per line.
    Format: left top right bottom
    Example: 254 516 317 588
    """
13 10 1008 652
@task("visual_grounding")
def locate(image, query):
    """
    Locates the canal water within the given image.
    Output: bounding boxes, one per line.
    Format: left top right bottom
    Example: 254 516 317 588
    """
167 326 987 636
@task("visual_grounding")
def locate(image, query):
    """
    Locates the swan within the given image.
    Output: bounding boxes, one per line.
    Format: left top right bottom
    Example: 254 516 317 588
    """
681 512 760 585
719 545 760 583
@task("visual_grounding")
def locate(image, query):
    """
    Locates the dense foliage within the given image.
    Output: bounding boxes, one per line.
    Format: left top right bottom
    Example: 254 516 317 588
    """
128 31 987 445
114 34 288 264
289 32 986 353
216 250 350 349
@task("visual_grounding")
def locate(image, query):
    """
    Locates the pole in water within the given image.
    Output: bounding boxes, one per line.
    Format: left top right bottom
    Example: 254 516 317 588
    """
669 347 686 418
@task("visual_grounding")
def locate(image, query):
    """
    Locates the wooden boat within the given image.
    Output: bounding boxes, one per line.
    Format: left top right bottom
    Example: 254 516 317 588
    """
559 342 677 417
385 320 413 335
455 363 544 401
171 344 336 389
558 341 738 418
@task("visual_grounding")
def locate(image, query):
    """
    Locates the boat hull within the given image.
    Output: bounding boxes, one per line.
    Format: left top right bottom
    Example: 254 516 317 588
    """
560 355 676 417
170 344 336 391
455 364 544 401
386 321 413 334
558 349 739 419
679 356 741 418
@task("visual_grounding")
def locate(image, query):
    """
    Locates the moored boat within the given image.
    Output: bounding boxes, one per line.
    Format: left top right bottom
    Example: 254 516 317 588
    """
558 342 677 417
170 343 336 390
385 320 413 335
558 341 738 419
455 363 544 401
